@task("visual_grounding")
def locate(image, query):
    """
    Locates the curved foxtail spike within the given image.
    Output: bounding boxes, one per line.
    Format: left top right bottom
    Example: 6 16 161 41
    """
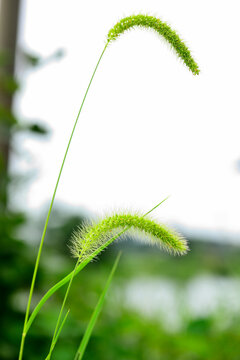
70 213 188 261
107 14 199 75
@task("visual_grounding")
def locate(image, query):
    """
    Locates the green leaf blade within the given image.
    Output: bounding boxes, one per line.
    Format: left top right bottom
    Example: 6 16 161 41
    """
74 252 122 360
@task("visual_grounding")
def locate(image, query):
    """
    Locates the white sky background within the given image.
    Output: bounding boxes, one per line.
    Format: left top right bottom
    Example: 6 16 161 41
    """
11 0 240 240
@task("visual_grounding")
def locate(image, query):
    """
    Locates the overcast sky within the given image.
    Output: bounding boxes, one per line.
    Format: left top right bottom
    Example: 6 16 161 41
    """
11 0 240 241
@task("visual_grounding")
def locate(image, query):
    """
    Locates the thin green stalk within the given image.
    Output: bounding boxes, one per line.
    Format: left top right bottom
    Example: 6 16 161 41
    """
74 252 121 360
18 42 109 360
25 198 168 334
45 309 70 360
45 257 81 360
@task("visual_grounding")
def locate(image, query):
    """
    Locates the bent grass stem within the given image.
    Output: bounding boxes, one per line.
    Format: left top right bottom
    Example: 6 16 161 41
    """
45 258 81 360
18 43 108 360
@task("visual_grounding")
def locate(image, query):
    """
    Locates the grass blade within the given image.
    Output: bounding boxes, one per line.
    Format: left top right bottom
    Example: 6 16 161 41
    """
74 252 122 360
45 309 70 360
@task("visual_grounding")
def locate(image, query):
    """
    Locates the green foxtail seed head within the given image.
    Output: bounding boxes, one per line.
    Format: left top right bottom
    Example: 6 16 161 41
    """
107 14 199 75
70 213 188 261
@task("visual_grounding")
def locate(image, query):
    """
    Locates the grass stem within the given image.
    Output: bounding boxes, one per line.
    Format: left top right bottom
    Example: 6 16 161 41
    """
18 42 108 360
74 252 121 360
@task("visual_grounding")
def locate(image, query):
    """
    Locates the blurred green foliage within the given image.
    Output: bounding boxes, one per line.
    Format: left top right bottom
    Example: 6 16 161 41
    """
1 184 240 360
14 233 240 360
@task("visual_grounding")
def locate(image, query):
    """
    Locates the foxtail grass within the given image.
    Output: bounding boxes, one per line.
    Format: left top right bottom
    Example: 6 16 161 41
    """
44 199 186 359
19 14 199 360
70 213 188 260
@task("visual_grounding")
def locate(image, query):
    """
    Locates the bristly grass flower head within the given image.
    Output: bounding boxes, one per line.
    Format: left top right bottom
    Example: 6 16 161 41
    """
70 212 188 262
107 14 199 75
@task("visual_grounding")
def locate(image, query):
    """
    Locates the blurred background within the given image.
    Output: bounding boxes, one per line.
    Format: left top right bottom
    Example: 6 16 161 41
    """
1 0 240 359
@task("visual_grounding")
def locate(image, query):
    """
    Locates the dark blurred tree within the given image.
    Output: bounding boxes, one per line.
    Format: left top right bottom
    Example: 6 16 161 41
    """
0 2 26 358
0 0 21 208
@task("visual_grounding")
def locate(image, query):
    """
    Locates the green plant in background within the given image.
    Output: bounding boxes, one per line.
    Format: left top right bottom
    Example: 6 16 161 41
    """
18 14 199 359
